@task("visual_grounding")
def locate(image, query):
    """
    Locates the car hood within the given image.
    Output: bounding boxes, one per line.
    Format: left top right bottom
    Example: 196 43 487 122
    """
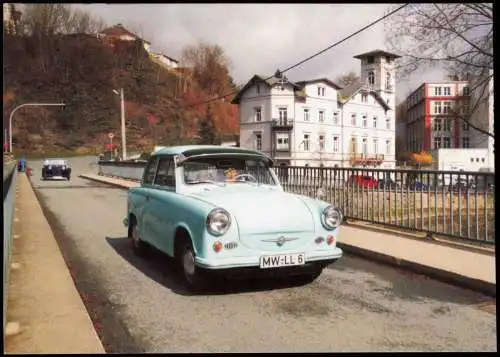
186 186 315 234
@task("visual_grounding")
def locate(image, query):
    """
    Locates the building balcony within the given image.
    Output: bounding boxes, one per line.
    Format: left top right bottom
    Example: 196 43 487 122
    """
272 118 294 130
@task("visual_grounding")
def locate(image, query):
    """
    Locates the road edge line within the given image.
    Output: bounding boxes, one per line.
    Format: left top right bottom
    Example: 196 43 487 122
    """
337 242 496 298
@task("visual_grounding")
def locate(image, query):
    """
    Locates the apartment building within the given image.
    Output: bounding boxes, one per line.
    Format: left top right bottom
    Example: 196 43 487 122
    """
232 49 400 169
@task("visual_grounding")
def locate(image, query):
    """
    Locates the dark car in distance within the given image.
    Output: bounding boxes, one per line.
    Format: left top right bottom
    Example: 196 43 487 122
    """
41 159 71 181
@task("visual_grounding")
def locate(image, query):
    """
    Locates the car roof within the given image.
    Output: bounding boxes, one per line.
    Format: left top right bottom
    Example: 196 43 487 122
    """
153 145 272 160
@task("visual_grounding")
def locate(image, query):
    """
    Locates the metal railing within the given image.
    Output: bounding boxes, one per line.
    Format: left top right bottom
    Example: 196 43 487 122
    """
97 161 495 244
3 162 17 331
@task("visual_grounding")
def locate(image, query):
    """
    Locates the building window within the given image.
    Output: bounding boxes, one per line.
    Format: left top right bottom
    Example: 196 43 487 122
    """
434 101 442 114
368 71 375 85
276 133 289 151
255 107 262 122
443 137 451 148
350 137 357 153
255 133 262 151
373 138 378 153
433 118 442 131
361 93 368 102
470 157 474 163
304 108 310 121
434 87 442 96
463 86 470 96
385 117 391 129
385 72 391 90
373 116 377 128
278 107 288 123
385 56 392 63
362 138 368 154
443 101 451 114
433 137 442 149
333 111 339 124
317 86 325 96
385 140 391 155
444 118 452 131
351 113 357 126
333 136 339 152
462 121 470 131
443 87 451 96
256 84 260 94
303 134 310 151
318 135 325 151
362 115 367 128
318 110 325 122
462 137 470 148
482 157 485 163
367 56 374 64
476 158 479 163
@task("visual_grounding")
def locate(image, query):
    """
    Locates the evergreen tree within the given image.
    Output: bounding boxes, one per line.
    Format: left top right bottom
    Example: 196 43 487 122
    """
197 104 217 145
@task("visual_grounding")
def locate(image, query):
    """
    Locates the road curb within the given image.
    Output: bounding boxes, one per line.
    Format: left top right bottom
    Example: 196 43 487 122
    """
78 174 134 189
337 242 496 298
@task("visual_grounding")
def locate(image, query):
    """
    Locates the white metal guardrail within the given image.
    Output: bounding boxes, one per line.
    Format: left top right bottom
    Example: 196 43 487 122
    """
3 162 17 332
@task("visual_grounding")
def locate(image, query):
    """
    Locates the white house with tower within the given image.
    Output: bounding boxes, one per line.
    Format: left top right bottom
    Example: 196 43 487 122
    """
232 49 400 168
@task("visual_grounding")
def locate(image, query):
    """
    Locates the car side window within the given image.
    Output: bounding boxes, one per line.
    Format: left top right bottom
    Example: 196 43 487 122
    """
143 156 159 184
154 156 176 188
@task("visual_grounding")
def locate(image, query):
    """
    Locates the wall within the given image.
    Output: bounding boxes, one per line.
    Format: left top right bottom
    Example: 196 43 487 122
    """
291 82 341 166
435 148 493 172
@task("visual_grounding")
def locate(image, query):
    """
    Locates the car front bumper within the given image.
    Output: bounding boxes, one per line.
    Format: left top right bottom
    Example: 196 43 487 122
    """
195 247 343 270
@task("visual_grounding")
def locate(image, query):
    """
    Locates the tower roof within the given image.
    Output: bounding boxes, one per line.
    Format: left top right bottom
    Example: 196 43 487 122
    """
353 49 401 60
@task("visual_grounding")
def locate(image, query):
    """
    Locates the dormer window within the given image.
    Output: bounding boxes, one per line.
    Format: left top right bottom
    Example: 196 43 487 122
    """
317 86 325 96
386 56 392 63
361 94 368 102
367 56 374 64
256 84 260 94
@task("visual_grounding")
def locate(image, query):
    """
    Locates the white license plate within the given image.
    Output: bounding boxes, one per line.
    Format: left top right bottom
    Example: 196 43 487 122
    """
259 253 306 269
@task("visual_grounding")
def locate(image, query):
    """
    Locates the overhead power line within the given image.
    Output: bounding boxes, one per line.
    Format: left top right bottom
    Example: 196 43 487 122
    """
181 3 410 109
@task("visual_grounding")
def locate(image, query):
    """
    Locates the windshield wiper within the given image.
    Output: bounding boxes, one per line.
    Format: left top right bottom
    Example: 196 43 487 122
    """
186 179 226 187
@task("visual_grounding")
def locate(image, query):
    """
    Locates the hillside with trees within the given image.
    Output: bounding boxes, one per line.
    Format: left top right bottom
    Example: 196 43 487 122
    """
3 4 239 155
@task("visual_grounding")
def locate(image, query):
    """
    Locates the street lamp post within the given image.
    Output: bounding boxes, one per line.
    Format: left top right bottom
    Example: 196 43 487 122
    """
113 88 127 161
8 103 65 153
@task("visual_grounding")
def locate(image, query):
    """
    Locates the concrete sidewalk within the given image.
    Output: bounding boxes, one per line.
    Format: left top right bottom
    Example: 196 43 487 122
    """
4 173 105 354
80 173 496 297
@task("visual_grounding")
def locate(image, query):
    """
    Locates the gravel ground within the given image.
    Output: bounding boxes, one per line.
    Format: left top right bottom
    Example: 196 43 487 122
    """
28 157 497 353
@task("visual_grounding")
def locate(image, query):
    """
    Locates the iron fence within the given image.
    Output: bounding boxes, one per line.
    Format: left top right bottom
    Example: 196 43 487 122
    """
276 166 495 244
3 162 17 331
97 160 495 245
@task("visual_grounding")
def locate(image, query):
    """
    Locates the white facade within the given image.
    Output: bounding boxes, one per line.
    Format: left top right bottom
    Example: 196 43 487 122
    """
235 50 399 168
151 52 179 69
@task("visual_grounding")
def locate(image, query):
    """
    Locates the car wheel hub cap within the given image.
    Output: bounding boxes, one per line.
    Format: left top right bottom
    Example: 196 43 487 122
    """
183 249 196 277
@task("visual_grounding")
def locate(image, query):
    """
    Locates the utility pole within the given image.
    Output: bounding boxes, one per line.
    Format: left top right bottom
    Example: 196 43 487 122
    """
113 88 127 160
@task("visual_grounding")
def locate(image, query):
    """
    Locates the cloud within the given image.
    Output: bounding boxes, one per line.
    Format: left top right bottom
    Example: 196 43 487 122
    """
76 4 449 102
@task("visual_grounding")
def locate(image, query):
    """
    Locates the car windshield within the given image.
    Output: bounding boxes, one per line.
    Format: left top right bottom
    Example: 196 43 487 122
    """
182 156 277 186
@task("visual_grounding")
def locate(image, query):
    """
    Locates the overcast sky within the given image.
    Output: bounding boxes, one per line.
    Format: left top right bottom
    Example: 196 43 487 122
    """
76 3 446 103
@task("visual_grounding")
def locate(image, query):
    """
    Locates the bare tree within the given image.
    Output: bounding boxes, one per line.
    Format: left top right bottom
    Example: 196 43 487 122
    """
335 71 360 87
21 4 105 35
181 42 234 96
385 3 493 138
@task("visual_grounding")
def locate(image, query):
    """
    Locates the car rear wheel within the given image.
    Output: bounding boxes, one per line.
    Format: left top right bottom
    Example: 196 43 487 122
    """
130 222 149 257
178 238 209 292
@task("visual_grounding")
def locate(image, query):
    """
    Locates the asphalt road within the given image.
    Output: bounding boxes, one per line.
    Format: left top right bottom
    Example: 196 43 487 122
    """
28 156 496 353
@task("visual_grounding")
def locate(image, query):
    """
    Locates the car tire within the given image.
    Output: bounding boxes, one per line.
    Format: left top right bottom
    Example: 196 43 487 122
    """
178 238 209 293
129 222 149 257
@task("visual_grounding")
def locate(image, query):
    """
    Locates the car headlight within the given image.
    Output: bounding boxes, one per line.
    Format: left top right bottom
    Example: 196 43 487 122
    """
206 208 231 236
321 205 343 230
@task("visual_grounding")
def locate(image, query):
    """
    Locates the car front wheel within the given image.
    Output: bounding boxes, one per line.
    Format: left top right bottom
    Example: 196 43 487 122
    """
130 222 149 257
179 239 209 292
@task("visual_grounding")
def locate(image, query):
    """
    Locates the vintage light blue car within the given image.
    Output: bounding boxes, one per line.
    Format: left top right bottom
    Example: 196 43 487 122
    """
123 145 343 291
